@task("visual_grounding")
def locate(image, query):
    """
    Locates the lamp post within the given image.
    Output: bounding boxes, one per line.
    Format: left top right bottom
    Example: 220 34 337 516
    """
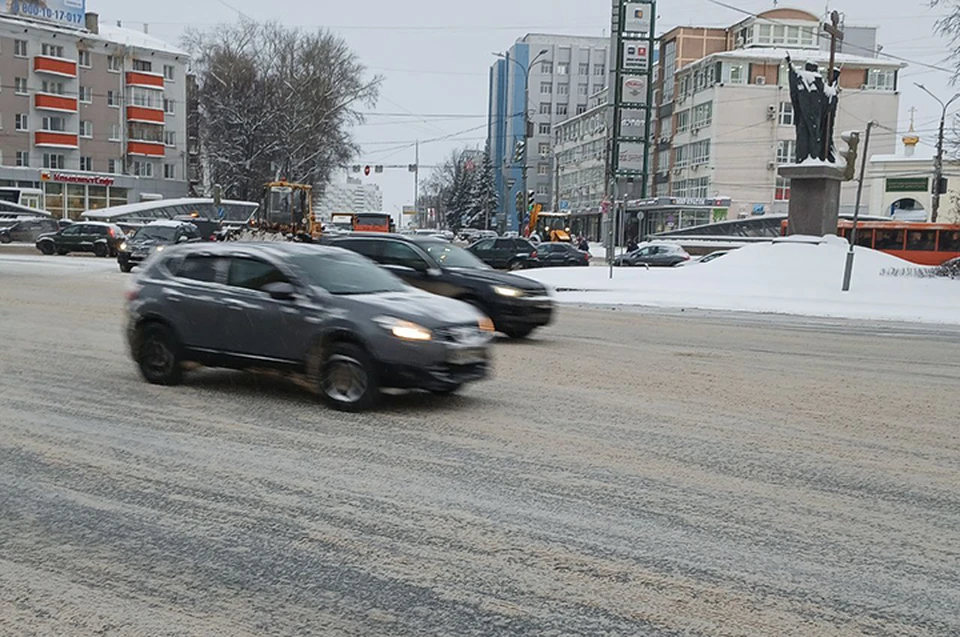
494 48 550 231
916 83 960 222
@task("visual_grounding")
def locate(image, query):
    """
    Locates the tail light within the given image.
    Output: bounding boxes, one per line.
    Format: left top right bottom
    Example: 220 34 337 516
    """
108 227 116 238
531 251 538 259
684 255 691 261
209 234 216 242
124 287 140 302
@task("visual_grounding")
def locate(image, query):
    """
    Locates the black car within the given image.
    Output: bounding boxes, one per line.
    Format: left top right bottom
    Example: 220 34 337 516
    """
0 217 60 244
613 242 691 267
118 220 203 272
534 242 591 267
35 222 125 257
325 233 554 339
466 237 540 270
172 215 226 241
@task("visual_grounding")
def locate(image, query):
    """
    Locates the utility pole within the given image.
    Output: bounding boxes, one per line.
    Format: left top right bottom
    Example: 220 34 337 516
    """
413 139 419 227
916 83 960 222
842 121 874 292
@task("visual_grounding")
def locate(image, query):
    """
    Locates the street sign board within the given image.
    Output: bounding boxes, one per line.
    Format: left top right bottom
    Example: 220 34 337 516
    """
622 43 650 71
402 205 416 216
559 200 570 210
623 2 653 33
618 142 646 173
620 109 647 138
621 75 648 104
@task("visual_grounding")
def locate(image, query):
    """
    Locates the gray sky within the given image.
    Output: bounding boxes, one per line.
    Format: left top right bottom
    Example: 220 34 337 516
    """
91 0 954 212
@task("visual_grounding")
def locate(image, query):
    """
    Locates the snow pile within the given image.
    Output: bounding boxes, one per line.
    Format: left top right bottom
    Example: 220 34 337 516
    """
519 236 960 324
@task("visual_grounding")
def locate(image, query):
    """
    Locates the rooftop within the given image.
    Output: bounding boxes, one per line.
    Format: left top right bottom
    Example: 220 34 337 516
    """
0 14 187 56
681 47 904 72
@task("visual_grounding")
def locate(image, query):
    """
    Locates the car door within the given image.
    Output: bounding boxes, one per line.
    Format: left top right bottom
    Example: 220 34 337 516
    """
539 244 560 266
56 223 83 251
630 246 654 265
77 224 103 252
379 240 443 292
494 238 519 268
222 256 305 363
169 254 231 352
469 238 496 267
649 247 674 267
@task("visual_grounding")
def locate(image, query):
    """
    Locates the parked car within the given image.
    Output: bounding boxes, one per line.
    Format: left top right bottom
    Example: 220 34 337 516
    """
0 217 60 244
466 237 540 270
117 220 203 272
126 243 494 410
172 215 226 241
534 242 591 267
678 250 730 266
35 221 125 257
325 233 554 339
613 242 691 267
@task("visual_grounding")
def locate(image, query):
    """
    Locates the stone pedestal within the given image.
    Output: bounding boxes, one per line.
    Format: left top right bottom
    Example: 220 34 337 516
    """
778 163 846 236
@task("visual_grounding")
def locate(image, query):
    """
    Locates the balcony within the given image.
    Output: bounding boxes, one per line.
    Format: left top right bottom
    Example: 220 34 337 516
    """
127 140 166 157
127 106 165 124
34 56 77 78
35 131 79 148
126 71 165 89
35 93 78 113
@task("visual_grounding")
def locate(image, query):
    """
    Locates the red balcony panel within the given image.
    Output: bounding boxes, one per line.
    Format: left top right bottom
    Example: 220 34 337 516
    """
128 141 166 157
35 131 79 148
126 71 165 89
127 106 165 124
35 93 78 112
34 55 77 77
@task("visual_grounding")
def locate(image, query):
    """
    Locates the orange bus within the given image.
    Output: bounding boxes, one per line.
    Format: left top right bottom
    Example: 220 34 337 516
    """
780 220 960 266
353 212 394 233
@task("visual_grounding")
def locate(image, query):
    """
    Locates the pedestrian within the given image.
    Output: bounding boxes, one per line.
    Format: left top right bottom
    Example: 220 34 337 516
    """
578 236 590 252
627 237 640 253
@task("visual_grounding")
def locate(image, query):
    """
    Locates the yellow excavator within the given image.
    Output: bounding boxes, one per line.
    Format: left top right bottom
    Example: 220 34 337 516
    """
250 180 320 241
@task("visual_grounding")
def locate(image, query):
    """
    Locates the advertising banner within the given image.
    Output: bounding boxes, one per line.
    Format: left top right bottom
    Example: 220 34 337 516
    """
622 43 650 72
5 0 86 26
620 109 647 139
618 142 646 173
623 2 653 33
621 75 648 104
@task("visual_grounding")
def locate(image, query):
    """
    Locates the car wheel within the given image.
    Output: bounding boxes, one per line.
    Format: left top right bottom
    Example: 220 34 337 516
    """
39 242 55 255
430 384 462 395
136 323 183 386
319 342 379 412
0 234 10 244
119 262 133 273
503 326 534 339
93 242 108 257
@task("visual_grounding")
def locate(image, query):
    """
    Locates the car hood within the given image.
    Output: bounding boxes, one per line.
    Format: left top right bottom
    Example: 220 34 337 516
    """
443 267 547 294
328 287 482 328
129 237 172 248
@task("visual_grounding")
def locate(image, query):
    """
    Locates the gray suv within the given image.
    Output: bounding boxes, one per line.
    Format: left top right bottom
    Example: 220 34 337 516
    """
126 243 494 410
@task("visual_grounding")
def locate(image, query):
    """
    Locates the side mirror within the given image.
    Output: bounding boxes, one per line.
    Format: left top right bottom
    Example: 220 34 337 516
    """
263 281 297 301
177 235 189 243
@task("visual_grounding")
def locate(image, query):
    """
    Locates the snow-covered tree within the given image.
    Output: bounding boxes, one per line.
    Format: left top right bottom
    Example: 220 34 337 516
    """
467 148 498 230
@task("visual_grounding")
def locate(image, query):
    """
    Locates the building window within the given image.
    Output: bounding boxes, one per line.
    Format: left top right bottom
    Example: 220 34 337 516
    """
576 104 587 115
78 50 91 67
536 183 549 195
15 114 28 131
557 83 569 95
133 161 154 177
577 63 588 75
79 86 92 103
728 63 746 84
867 69 896 91
675 109 690 133
16 151 29 167
164 131 176 146
15 77 28 95
109 124 121 141
541 61 553 74
130 87 161 109
594 64 605 76
539 102 551 115
41 116 66 132
557 103 568 116
692 102 712 129
41 43 65 58
108 55 122 72
164 163 176 180
80 157 93 172
163 64 175 80
777 140 796 165
538 143 550 157
691 139 711 166
775 176 791 200
41 80 65 95
577 83 589 96
537 163 549 176
538 122 551 135
80 120 93 138
557 62 569 75
14 40 27 57
657 148 670 173
675 144 688 168
779 102 794 126
107 90 119 107
164 98 175 114
540 82 552 94
132 59 152 72
108 159 121 174
43 153 66 169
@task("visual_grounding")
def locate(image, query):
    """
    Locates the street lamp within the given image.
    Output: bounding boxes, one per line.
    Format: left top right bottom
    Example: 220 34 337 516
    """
494 48 550 231
915 83 960 222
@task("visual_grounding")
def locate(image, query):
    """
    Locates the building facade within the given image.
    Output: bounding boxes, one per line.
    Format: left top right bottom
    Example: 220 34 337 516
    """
651 8 902 225
0 11 190 219
487 33 609 232
315 176 383 220
868 132 960 221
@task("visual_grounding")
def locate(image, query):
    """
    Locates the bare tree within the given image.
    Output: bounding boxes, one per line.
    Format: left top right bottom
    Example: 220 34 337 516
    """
184 21 381 201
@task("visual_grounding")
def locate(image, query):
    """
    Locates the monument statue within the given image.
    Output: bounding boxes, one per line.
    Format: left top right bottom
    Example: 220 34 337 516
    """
786 54 839 163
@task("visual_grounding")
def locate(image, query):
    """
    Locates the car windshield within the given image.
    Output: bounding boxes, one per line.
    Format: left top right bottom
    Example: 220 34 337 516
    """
135 226 177 241
290 252 408 295
421 242 489 269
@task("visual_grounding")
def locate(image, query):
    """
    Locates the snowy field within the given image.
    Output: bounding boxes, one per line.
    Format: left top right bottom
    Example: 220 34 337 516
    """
521 236 960 325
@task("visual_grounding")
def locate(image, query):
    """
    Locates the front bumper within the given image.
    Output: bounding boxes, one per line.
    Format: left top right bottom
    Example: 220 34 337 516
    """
118 250 151 268
375 326 492 391
489 295 554 331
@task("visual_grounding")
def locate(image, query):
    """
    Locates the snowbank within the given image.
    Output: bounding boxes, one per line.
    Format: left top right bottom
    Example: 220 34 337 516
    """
519 236 960 325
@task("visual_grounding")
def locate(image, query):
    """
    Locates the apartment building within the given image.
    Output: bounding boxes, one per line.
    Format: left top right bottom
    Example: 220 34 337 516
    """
649 8 902 233
315 176 383 220
0 10 190 219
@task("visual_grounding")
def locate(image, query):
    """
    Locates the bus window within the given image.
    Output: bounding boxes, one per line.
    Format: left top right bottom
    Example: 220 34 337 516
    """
906 230 936 251
874 229 905 250
855 229 873 248
939 230 960 252
838 227 848 239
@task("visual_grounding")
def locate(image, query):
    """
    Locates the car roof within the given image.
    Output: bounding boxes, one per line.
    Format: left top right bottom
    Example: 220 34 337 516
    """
168 241 346 259
145 219 195 228
334 232 442 245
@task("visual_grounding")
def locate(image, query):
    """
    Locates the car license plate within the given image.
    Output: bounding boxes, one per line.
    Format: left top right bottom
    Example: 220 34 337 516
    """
448 347 486 365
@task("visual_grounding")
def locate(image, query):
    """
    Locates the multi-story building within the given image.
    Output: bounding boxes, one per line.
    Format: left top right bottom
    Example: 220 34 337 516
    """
315 176 383 220
0 10 190 219
487 33 609 232
648 7 902 236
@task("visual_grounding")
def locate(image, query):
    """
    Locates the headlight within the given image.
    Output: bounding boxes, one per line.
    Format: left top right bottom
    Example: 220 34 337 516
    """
154 245 165 252
374 316 432 341
478 315 495 333
119 241 128 251
493 285 523 298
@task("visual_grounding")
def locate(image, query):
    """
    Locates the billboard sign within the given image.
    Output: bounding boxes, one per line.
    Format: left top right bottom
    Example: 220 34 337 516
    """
618 142 646 173
622 43 650 72
623 2 653 33
5 0 86 26
620 109 647 139
621 75 648 104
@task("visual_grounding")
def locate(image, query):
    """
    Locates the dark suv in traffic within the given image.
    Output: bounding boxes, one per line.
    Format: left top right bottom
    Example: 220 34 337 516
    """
35 222 125 257
466 236 540 270
126 243 494 410
118 220 202 272
0 217 60 243
324 233 553 339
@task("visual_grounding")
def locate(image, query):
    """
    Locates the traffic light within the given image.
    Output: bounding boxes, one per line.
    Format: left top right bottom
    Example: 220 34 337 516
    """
514 140 525 163
527 190 536 212
839 131 860 181
364 165 371 176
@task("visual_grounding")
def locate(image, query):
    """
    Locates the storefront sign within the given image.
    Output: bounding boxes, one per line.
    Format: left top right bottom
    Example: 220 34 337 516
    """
621 75 648 104
41 171 115 186
4 0 85 27
620 109 647 139
885 177 928 193
623 2 653 33
618 142 646 173
622 43 650 72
